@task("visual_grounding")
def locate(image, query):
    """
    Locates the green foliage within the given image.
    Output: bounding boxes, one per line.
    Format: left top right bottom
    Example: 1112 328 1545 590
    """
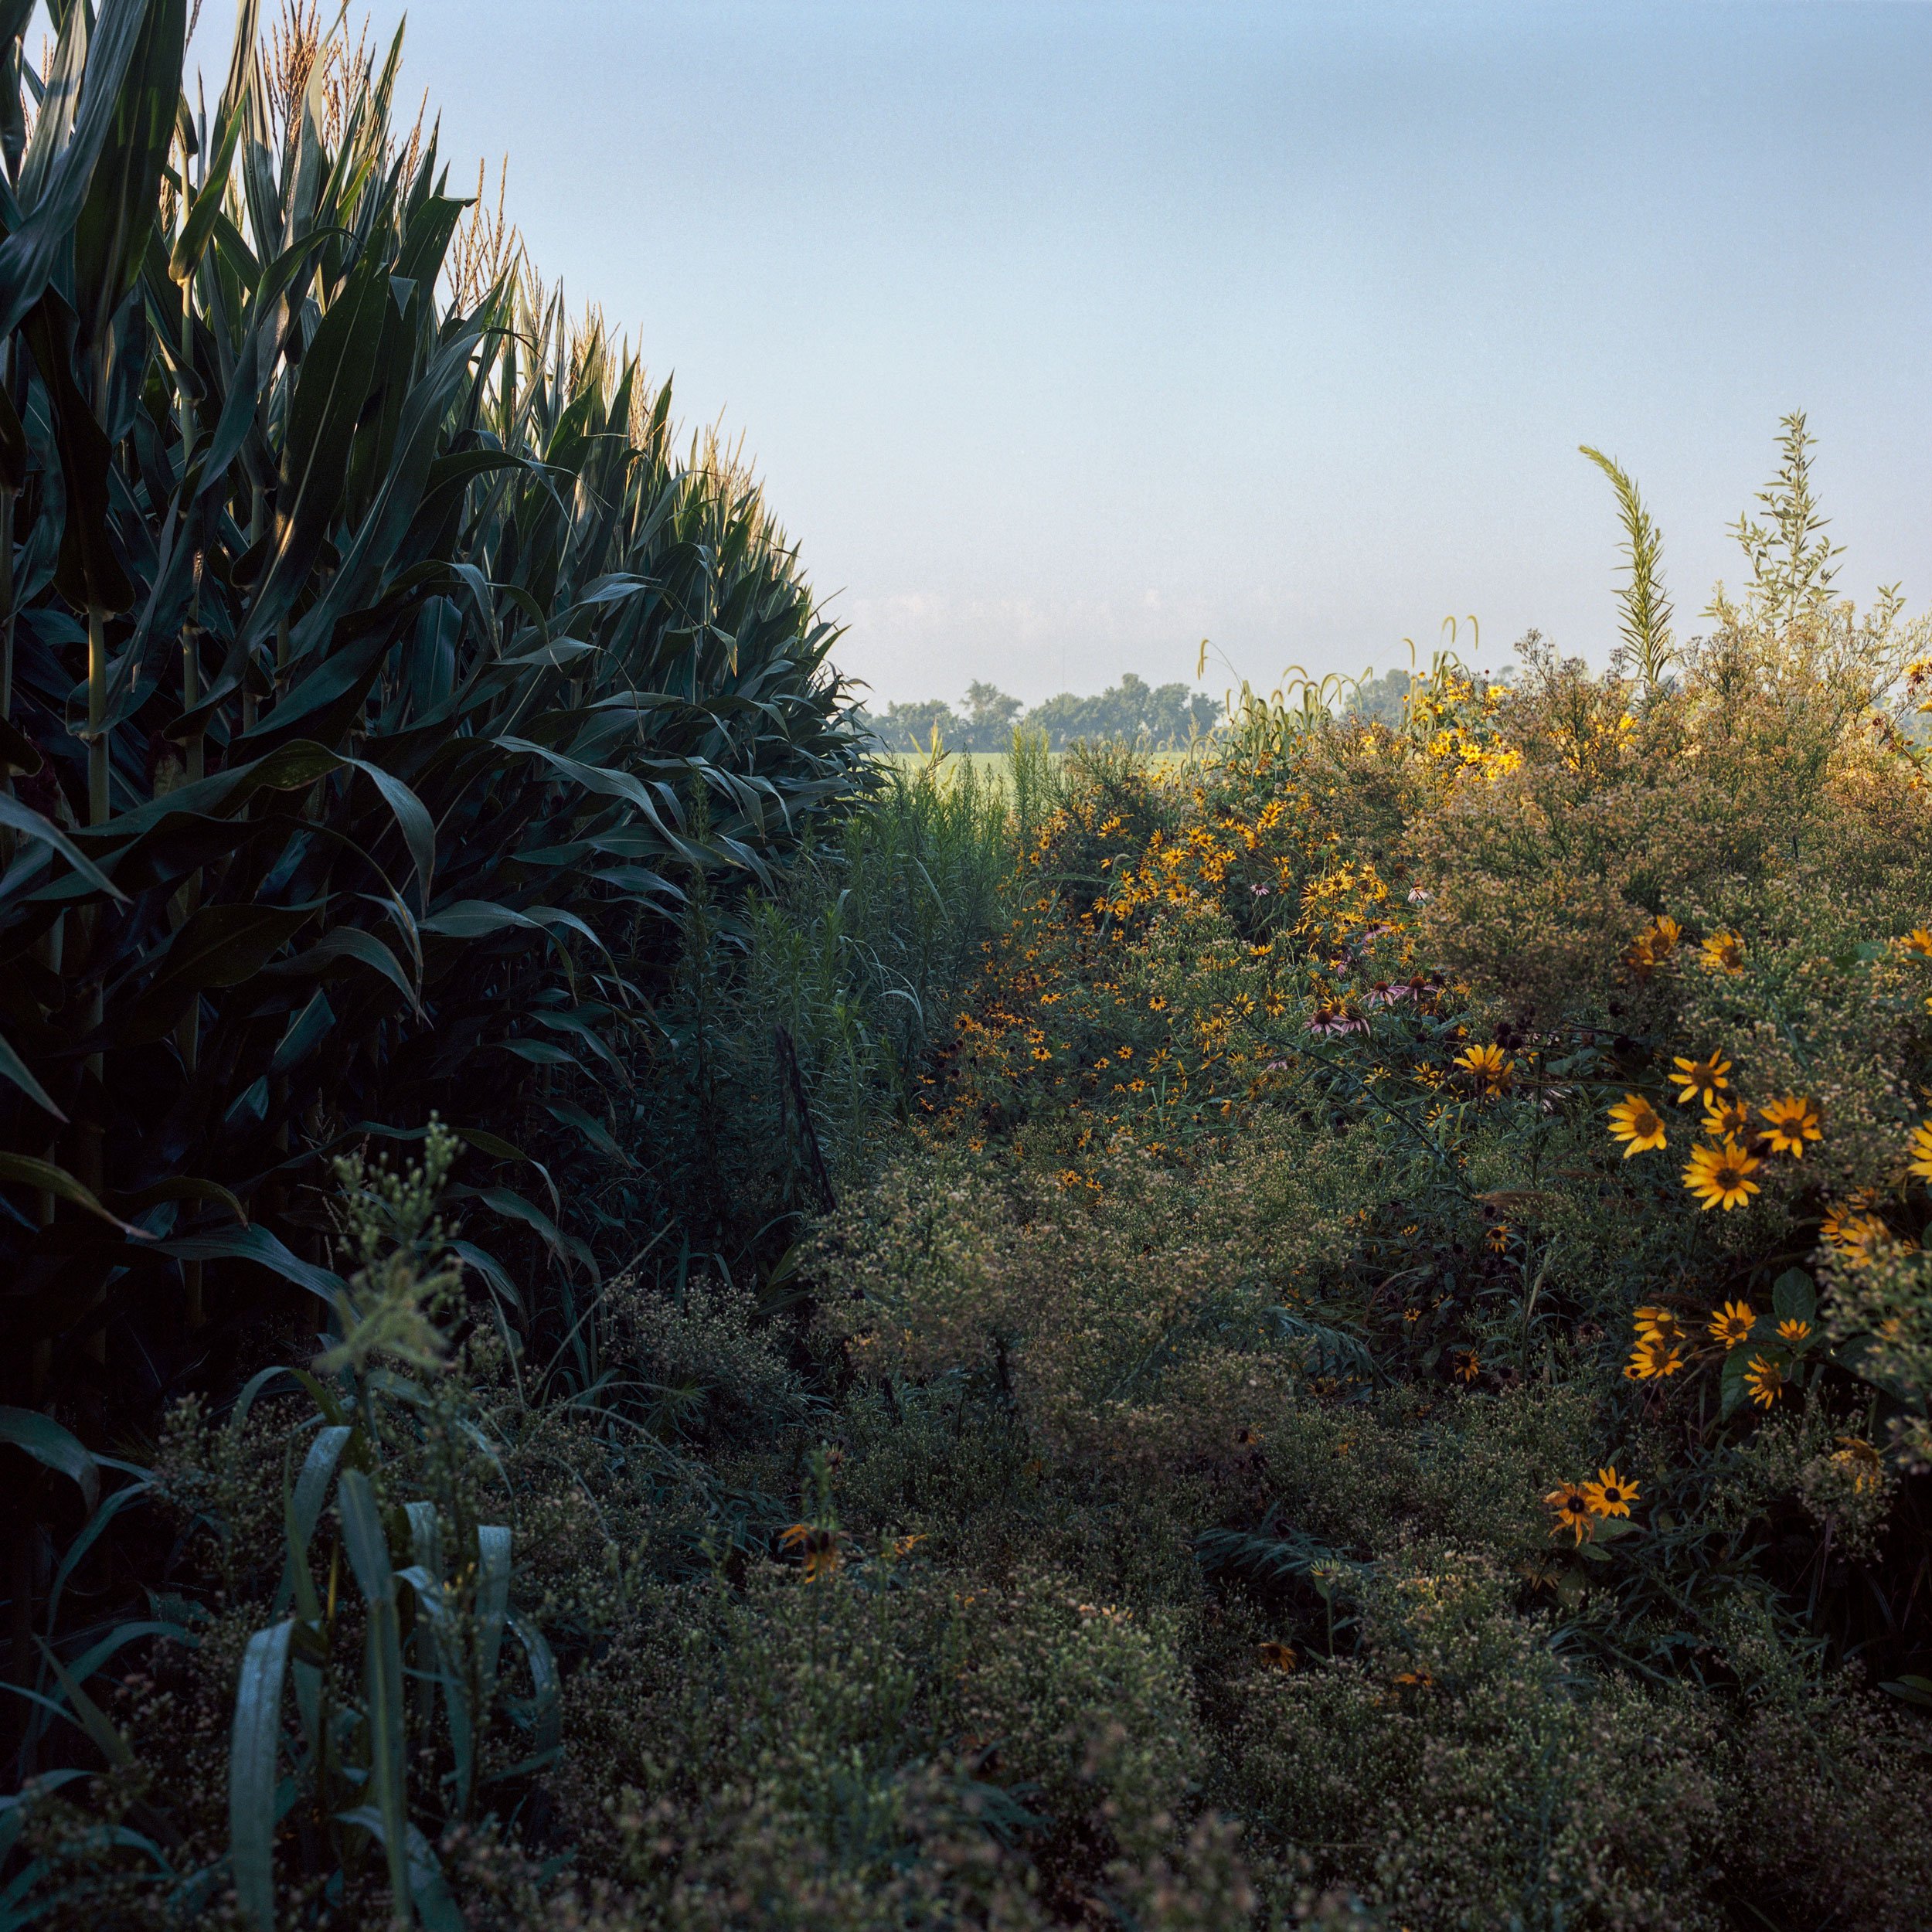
1580 444 1675 692
0 0 863 1628
859 673 1217 753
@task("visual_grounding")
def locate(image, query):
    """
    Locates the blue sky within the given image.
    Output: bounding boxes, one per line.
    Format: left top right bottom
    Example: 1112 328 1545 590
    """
197 1 1932 706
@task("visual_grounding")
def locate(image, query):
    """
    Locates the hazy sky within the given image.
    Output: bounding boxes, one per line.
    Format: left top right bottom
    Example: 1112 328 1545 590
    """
196 1 1932 707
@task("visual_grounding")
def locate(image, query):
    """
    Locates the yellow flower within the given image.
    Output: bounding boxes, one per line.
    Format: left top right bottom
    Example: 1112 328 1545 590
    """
1257 1641 1298 1671
1669 1053 1733 1108
1485 1223 1510 1253
1908 1120 1932 1182
1545 1481 1595 1545
1702 1096 1751 1139
1682 1138 1761 1212
1831 1437 1883 1493
1583 1465 1639 1518
1607 1094 1667 1155
1624 916 1679 981
1633 1305 1685 1342
1454 1043 1515 1094
1776 1317 1813 1345
1699 931 1747 975
779 1522 842 1583
1901 929 1932 957
1451 1346 1481 1383
1743 1355 1785 1408
1758 1095 1822 1158
1822 1203 1889 1267
1707 1300 1757 1349
1624 1334 1686 1381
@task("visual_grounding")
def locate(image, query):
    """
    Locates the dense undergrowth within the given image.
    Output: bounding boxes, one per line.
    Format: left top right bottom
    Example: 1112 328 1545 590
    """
4 3 1932 1927
12 412 1932 1930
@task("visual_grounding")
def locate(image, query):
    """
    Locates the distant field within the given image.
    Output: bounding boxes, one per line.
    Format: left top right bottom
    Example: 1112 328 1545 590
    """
873 748 1196 778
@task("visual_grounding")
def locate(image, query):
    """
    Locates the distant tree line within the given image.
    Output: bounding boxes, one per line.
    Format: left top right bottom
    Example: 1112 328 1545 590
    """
856 674 1223 752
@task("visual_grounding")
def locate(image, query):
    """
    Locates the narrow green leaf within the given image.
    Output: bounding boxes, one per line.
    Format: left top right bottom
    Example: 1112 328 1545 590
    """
0 1406 99 1509
229 1619 294 1932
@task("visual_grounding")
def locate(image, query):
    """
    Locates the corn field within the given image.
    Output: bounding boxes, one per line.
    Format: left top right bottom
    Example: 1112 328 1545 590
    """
0 0 862 1427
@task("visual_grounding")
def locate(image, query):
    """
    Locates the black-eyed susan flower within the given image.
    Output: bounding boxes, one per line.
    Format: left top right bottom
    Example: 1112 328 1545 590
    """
1545 1481 1595 1544
1583 1466 1639 1518
1485 1223 1510 1253
1759 1095 1823 1157
1708 1300 1757 1348
1700 931 1747 975
1683 1139 1761 1212
1452 1346 1481 1383
779 1522 842 1583
1607 1094 1667 1155
1626 917 1682 979
1702 1096 1751 1140
1454 1043 1514 1095
1831 1437 1883 1492
1624 1333 1686 1381
1776 1317 1813 1346
1669 1053 1733 1108
1823 1207 1889 1267
1257 1641 1298 1671
1902 928 1932 957
1908 1121 1932 1182
1633 1304 1684 1340
1743 1355 1785 1408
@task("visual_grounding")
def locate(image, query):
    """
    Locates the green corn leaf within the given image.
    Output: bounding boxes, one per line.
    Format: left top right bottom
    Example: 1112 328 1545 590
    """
116 903 318 1043
0 1406 98 1509
167 103 245 285
113 1175 247 1223
266 923 422 1013
0 1027 65 1122
546 1098 629 1166
70 0 186 350
0 792 125 899
0 0 154 338
0 1152 145 1235
229 1619 294 1932
158 1225 345 1301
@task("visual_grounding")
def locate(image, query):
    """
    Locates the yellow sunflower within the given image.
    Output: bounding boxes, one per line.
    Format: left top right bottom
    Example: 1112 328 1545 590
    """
1702 1095 1751 1138
1583 1465 1639 1518
1776 1317 1813 1346
1452 1346 1481 1383
1699 931 1746 975
1902 929 1932 957
1624 1333 1686 1381
1743 1355 1785 1409
1257 1641 1298 1672
1707 1300 1757 1349
1669 1052 1733 1108
1633 1305 1685 1343
1908 1120 1932 1182
1545 1481 1595 1545
1607 1094 1667 1155
1758 1095 1823 1158
1682 1139 1761 1212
